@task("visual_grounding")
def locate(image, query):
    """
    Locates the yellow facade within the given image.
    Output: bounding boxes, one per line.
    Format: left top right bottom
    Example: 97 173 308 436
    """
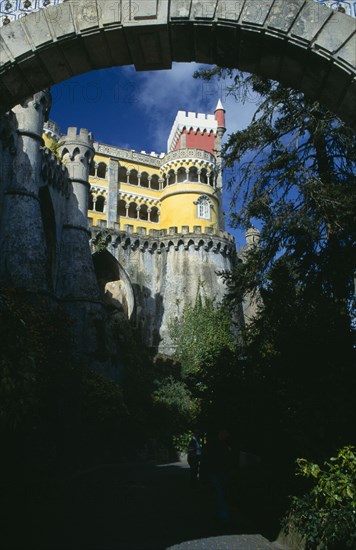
43 110 224 235
87 147 221 235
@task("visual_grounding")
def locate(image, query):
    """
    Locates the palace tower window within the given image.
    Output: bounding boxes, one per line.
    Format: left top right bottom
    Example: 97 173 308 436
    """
196 195 211 220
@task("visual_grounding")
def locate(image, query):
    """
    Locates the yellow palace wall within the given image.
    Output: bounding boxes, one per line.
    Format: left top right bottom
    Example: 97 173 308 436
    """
86 150 220 233
160 184 218 231
41 140 221 233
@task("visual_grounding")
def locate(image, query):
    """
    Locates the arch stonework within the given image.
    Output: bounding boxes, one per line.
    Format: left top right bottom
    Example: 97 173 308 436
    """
0 0 355 125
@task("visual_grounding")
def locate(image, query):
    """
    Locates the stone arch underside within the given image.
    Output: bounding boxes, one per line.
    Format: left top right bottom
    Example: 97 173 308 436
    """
0 0 355 126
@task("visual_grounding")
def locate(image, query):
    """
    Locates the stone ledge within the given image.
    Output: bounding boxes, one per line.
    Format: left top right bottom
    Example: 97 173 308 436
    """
90 227 237 256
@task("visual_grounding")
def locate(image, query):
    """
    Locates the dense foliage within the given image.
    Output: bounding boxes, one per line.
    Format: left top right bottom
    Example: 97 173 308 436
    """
190 68 356 538
169 297 236 378
284 446 356 549
168 297 238 434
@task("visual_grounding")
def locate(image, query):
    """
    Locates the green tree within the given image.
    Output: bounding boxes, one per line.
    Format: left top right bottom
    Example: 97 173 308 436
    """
169 297 238 431
196 68 356 306
169 297 236 378
193 69 356 458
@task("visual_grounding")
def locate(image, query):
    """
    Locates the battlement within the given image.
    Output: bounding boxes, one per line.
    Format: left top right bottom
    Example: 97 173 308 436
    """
40 146 71 197
43 120 61 140
168 110 218 152
64 127 93 144
90 224 236 256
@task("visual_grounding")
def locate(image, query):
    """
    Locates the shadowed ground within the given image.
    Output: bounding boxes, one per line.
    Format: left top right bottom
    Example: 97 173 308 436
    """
4 460 289 550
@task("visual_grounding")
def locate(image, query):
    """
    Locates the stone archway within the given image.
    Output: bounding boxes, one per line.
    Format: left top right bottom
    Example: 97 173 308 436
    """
0 0 355 125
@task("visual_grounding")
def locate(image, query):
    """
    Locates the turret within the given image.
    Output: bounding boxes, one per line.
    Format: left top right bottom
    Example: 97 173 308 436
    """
60 127 94 226
56 126 100 302
0 90 53 292
245 227 260 248
214 98 226 133
214 99 226 230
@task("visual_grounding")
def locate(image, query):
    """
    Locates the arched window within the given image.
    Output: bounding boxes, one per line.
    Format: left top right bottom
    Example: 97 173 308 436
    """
200 168 208 184
72 147 80 160
196 195 211 220
129 169 138 185
177 167 186 183
139 204 149 221
89 161 96 176
162 175 167 188
88 192 94 211
118 166 127 183
140 172 149 188
151 174 159 190
96 195 105 213
117 199 127 217
150 206 159 223
168 170 175 185
97 162 107 179
128 202 137 218
189 166 198 182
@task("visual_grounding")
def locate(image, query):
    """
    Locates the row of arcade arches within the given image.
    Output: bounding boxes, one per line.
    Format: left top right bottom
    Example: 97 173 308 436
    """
89 193 160 223
90 163 216 189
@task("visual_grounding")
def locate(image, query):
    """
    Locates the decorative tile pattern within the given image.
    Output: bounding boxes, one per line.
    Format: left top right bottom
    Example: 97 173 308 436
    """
1 0 355 28
313 0 355 17
0 0 63 26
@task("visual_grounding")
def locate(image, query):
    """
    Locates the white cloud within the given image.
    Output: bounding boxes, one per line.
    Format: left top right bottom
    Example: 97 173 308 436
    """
118 63 258 151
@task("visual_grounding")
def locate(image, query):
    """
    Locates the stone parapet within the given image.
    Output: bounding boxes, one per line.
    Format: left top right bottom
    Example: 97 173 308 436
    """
90 219 235 242
96 143 162 168
162 148 215 166
91 226 236 256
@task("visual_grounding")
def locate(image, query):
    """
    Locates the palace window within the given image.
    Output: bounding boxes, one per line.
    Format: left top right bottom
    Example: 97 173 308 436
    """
97 162 107 179
200 168 208 184
139 204 149 221
89 161 96 176
150 206 159 223
151 174 160 190
177 167 186 183
88 192 94 211
140 172 149 188
189 166 198 182
96 195 105 213
196 196 211 220
117 199 127 217
128 202 137 218
129 169 138 186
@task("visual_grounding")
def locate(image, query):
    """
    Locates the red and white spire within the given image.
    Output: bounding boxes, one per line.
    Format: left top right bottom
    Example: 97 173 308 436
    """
214 99 226 131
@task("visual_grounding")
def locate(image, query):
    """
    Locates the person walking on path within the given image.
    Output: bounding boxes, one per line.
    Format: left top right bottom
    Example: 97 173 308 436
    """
187 433 202 486
205 428 234 525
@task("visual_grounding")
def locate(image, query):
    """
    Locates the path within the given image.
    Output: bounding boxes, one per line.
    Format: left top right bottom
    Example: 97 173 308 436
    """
10 460 288 550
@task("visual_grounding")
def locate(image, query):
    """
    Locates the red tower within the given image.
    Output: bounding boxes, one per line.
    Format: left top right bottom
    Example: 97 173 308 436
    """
167 100 226 156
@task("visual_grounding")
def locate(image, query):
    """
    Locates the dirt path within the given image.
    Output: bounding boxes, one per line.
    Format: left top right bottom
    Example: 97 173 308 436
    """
10 461 286 550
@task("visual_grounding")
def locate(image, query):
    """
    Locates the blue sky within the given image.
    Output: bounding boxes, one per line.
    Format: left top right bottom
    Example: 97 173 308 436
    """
50 63 259 247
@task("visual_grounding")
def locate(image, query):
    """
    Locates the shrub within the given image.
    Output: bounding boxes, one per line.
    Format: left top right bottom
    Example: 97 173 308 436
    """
283 446 356 549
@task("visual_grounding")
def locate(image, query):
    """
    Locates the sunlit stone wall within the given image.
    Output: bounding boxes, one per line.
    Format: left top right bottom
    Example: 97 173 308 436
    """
0 0 63 26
